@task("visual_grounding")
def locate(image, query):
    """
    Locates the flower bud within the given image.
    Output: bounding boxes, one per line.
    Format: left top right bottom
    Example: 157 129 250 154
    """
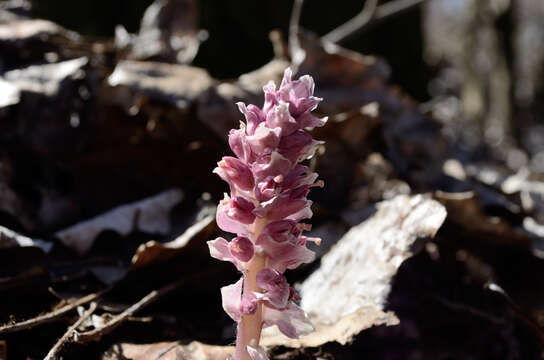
214 156 254 191
226 196 256 224
265 102 298 136
229 236 254 262
256 268 290 309
278 130 312 163
237 102 264 136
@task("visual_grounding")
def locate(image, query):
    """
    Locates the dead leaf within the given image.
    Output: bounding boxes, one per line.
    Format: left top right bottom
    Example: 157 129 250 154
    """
128 0 205 64
102 341 234 360
0 225 51 252
0 19 65 40
0 78 19 107
5 57 88 96
262 194 447 347
108 60 214 110
131 212 215 269
55 188 183 254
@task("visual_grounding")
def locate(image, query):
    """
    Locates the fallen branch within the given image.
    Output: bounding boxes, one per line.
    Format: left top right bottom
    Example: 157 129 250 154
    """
0 291 102 335
323 0 426 44
74 279 184 343
43 302 97 360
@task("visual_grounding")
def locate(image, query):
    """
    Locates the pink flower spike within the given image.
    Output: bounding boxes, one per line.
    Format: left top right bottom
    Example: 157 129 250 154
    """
209 68 327 359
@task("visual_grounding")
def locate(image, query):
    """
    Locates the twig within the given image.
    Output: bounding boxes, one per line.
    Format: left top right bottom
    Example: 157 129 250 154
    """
324 0 379 43
486 283 544 343
0 291 102 335
43 302 97 360
432 295 505 325
288 0 305 72
74 279 184 343
323 0 426 44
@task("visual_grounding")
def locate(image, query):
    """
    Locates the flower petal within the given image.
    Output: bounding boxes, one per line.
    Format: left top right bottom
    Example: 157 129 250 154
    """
229 236 254 262
207 237 243 271
221 278 243 322
278 130 313 163
253 194 310 221
255 268 290 309
237 102 264 136
247 124 282 155
265 102 299 136
256 234 315 273
229 127 254 163
216 195 250 235
263 301 314 338
246 345 269 360
251 152 292 182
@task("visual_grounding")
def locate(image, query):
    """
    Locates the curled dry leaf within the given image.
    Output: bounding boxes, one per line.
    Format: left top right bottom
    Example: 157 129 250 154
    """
131 212 215 269
102 341 234 360
55 188 183 254
262 194 447 347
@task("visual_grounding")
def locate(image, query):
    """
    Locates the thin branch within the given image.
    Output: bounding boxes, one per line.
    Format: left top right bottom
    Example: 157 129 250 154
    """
43 302 97 360
288 0 306 71
486 283 544 343
74 279 183 343
323 0 426 44
374 0 425 20
324 0 379 44
432 295 506 325
0 291 102 335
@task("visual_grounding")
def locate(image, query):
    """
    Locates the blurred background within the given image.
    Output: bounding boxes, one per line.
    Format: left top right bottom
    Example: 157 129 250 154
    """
1 0 544 359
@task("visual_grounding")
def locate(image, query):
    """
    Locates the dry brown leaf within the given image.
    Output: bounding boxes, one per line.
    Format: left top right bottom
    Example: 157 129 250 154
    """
102 341 234 360
131 212 215 269
55 188 183 254
262 194 447 348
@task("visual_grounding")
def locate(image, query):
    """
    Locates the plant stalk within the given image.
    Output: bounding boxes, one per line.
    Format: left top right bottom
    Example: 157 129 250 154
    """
234 218 267 360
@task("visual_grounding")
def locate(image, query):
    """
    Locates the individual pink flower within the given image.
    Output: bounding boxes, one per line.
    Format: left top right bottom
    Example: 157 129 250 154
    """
208 68 327 360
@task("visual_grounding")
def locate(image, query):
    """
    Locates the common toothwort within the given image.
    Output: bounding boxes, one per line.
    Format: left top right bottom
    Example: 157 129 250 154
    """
208 68 327 360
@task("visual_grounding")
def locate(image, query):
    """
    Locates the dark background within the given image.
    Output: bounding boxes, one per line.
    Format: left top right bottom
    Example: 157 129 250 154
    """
31 0 431 101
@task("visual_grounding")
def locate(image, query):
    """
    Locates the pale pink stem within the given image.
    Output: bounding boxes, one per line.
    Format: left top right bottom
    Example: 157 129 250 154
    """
234 219 267 360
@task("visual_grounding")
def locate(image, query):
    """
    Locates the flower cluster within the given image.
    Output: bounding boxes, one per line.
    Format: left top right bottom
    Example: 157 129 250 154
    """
208 68 327 360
